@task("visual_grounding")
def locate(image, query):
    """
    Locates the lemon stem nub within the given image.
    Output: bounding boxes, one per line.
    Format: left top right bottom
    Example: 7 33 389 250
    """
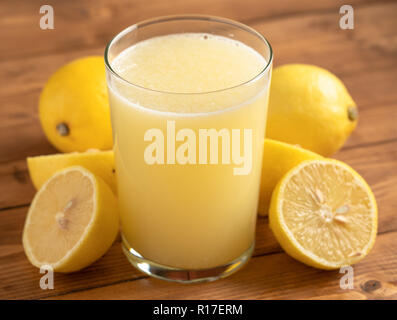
348 106 358 121
56 122 70 136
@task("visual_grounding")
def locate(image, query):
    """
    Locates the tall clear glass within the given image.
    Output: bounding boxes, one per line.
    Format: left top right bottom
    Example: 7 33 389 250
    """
105 15 273 283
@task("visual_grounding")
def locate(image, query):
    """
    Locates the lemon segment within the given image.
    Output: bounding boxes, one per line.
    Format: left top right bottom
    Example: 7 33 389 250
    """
269 159 377 269
39 56 113 153
23 166 119 273
267 64 357 156
258 139 322 216
27 150 116 194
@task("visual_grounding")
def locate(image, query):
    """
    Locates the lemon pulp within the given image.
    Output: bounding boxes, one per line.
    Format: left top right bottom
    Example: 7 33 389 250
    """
269 159 377 269
23 166 119 272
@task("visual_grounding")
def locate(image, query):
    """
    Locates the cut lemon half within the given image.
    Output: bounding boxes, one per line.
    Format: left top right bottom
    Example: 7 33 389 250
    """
27 150 116 194
269 159 377 269
23 166 119 272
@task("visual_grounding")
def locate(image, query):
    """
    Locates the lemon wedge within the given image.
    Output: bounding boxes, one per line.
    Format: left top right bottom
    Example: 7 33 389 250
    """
23 166 119 272
258 139 322 216
27 150 116 194
269 159 377 269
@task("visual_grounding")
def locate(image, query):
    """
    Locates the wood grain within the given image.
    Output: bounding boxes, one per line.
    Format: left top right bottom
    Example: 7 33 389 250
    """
0 209 276 300
49 230 397 300
2 2 396 99
0 0 378 60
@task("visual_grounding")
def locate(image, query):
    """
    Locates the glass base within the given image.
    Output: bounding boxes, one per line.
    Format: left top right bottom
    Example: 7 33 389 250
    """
122 236 254 283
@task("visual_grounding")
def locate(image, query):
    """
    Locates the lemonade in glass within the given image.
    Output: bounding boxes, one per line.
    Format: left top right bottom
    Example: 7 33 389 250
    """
105 16 272 282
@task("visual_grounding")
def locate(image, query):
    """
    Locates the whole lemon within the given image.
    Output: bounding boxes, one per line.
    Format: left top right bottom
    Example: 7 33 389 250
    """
39 56 113 153
266 64 358 156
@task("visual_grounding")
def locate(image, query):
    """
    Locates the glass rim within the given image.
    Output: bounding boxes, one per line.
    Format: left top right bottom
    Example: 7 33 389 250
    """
104 14 273 96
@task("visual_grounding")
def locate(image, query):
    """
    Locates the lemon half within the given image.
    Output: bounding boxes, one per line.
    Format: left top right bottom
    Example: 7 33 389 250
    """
23 166 119 272
269 159 377 269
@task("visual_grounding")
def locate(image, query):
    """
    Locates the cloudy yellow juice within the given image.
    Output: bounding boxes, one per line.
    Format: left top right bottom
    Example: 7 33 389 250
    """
108 33 270 269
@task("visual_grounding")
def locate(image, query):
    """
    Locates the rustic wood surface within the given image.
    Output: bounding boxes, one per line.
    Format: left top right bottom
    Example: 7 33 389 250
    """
1 0 396 300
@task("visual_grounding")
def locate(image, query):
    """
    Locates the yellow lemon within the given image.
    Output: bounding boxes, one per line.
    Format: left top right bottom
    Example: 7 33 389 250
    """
267 64 358 156
39 56 113 153
269 159 377 270
23 166 119 272
258 139 322 216
27 150 116 195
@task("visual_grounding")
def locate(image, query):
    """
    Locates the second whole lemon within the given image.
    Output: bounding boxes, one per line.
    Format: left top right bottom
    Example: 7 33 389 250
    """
266 64 358 156
39 56 113 153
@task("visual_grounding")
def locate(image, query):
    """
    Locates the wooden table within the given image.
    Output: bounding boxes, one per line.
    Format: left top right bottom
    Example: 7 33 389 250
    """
1 0 396 300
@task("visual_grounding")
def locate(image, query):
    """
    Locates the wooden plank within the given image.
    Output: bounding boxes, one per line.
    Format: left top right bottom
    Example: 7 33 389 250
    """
48 230 397 300
267 2 397 72
0 0 377 61
345 103 397 148
0 159 34 209
1 139 396 299
2 2 397 100
0 209 275 300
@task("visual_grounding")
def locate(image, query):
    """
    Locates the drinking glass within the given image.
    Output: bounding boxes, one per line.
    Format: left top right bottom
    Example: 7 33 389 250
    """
105 15 273 283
